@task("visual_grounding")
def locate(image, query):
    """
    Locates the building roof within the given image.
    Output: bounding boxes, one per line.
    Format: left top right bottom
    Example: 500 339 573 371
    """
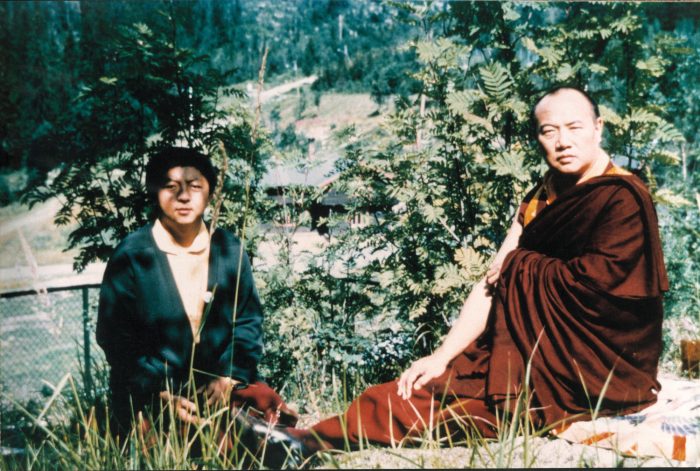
260 154 339 188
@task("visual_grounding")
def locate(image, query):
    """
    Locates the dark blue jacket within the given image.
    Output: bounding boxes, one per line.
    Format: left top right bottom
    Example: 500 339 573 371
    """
96 223 263 426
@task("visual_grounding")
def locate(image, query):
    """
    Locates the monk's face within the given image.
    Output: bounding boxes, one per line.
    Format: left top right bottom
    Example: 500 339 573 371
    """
535 89 604 182
157 166 211 229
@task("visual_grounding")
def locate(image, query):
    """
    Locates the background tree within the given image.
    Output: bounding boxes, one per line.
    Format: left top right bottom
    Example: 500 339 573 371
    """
0 0 419 184
24 11 267 270
645 9 700 366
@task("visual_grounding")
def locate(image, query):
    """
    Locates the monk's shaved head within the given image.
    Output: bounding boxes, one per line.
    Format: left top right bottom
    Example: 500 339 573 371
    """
532 86 600 131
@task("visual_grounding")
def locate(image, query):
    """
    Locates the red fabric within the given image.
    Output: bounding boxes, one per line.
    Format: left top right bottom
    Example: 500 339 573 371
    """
230 381 299 427
310 359 498 449
487 174 667 426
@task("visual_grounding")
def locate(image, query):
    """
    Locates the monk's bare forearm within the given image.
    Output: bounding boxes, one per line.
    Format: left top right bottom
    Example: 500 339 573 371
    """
487 219 523 284
431 278 493 363
434 220 522 364
398 219 523 398
495 221 522 266
397 277 495 398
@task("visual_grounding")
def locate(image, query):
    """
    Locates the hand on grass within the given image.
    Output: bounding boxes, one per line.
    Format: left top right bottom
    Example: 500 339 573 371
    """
397 354 449 400
159 391 200 425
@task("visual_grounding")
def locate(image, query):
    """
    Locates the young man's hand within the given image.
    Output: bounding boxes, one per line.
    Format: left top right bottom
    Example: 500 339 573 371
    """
159 391 201 424
202 376 240 406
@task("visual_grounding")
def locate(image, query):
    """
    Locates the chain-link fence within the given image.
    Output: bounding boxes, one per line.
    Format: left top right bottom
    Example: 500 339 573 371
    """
0 284 103 403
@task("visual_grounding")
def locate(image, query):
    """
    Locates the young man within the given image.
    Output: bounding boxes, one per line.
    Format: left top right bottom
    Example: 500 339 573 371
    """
97 147 298 436
263 86 668 458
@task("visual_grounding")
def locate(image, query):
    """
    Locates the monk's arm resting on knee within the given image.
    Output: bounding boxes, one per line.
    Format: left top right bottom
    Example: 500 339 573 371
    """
398 277 493 399
397 219 522 399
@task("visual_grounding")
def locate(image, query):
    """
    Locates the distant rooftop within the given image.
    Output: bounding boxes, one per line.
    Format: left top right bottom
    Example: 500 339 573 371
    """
261 154 339 188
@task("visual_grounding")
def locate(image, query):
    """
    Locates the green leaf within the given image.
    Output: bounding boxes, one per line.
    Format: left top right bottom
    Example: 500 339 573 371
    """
420 202 444 223
454 247 484 275
538 47 564 66
464 112 495 133
503 97 529 120
654 188 692 207
610 12 640 34
555 63 576 82
432 263 466 295
298 210 312 226
134 23 153 36
628 109 661 125
376 271 395 289
635 57 666 77
502 3 521 22
648 150 681 166
409 298 429 320
598 28 613 40
415 40 442 63
521 37 538 54
599 105 622 126
446 90 483 113
652 121 685 143
480 63 512 101
492 150 528 181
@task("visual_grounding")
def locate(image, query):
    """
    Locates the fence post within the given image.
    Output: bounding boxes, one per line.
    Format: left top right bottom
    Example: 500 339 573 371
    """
82 286 93 395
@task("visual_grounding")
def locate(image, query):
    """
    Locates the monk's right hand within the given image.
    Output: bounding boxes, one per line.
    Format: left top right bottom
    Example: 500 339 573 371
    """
159 391 200 425
397 354 448 400
486 260 502 287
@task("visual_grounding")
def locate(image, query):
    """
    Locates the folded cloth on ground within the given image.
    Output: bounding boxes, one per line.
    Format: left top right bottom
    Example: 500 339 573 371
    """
552 376 700 464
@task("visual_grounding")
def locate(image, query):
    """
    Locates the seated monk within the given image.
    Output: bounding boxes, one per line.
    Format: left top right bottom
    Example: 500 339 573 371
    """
252 85 669 462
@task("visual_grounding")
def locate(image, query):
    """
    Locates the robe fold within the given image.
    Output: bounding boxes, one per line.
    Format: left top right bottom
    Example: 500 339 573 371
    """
456 173 668 427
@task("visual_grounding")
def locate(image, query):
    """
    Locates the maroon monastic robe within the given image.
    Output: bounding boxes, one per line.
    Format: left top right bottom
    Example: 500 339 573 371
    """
458 172 668 427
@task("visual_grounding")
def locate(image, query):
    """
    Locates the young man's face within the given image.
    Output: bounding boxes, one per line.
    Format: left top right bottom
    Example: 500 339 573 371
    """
157 166 210 228
535 89 604 181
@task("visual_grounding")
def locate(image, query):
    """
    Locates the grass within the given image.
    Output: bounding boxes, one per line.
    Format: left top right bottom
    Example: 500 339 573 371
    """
0 250 695 469
0 352 686 470
1 374 282 469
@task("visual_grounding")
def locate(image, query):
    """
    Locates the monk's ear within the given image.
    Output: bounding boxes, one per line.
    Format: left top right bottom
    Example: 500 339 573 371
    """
594 117 604 144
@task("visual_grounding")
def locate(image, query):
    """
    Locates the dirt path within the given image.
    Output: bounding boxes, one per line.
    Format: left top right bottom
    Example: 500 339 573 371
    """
256 75 317 103
327 438 680 469
0 199 61 237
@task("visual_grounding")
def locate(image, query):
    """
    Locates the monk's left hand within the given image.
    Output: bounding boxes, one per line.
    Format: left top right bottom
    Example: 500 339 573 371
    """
202 377 240 406
397 354 448 400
